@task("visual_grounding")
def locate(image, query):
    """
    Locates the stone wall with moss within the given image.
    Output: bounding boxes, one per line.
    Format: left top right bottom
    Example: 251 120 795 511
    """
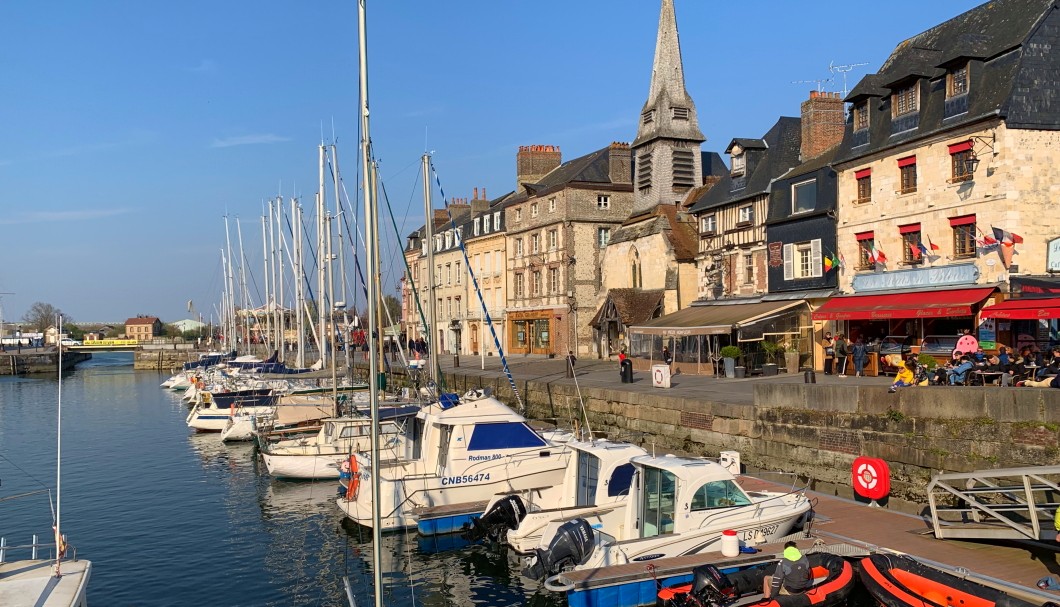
439 369 1060 512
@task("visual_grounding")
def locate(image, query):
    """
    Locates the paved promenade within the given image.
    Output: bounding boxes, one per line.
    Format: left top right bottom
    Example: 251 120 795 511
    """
416 353 894 405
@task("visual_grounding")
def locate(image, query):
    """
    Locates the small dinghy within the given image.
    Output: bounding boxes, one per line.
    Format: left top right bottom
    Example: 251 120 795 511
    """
657 552 854 607
859 553 1042 607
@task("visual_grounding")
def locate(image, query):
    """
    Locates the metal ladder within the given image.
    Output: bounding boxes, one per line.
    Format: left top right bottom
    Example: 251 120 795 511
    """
927 465 1060 540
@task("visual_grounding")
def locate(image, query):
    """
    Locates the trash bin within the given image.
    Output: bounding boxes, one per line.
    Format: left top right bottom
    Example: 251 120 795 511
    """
620 359 634 383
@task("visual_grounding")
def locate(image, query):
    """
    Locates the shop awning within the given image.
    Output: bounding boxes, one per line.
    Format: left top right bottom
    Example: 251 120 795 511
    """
811 287 995 320
630 300 804 336
980 297 1060 319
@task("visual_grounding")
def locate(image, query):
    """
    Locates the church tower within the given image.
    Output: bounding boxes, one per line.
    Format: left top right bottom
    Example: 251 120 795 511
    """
631 0 705 217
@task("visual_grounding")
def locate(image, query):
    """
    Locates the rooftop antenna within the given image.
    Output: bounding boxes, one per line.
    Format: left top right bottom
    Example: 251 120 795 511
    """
791 77 833 93
829 61 870 97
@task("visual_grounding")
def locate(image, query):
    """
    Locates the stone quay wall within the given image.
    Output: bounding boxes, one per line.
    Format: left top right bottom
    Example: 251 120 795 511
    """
438 369 1060 510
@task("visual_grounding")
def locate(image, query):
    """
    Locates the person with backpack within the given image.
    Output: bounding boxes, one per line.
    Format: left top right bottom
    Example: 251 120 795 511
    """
834 334 849 377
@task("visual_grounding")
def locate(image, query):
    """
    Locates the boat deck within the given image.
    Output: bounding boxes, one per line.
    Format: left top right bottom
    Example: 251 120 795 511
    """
0 559 91 607
560 475 1060 605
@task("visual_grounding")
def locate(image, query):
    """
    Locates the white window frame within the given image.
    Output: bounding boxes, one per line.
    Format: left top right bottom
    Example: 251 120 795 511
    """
493 212 500 231
531 233 539 254
701 214 716 234
731 153 745 176
515 238 523 257
791 179 816 214
738 205 753 224
548 229 557 250
473 217 480 235
597 227 610 248
782 239 823 280
531 203 538 218
597 195 611 210
549 197 556 213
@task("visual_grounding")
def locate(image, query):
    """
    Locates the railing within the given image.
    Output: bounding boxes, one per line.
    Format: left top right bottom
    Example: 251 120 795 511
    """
0 534 76 563
927 465 1060 540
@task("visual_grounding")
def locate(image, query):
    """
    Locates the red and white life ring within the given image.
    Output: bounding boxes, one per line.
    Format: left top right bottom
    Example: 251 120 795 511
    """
852 456 890 500
344 455 360 501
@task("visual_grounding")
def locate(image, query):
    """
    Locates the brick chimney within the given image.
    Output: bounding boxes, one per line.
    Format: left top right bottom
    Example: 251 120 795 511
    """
517 145 561 190
800 91 845 161
607 142 632 184
432 209 448 229
471 186 489 214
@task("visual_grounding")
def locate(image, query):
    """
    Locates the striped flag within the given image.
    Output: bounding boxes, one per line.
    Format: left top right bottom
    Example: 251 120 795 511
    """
824 256 834 272
927 236 940 252
992 226 1024 246
917 242 929 256
909 242 922 260
872 244 887 263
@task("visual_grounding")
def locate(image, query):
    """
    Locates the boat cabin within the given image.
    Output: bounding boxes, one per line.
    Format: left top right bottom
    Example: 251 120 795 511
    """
564 440 643 507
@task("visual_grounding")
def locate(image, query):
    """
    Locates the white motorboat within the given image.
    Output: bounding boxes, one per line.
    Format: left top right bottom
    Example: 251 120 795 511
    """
336 389 573 535
468 438 647 553
186 388 277 432
260 405 419 479
523 453 811 581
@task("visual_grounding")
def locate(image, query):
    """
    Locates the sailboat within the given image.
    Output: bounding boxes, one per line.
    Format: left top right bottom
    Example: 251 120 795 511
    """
0 316 91 606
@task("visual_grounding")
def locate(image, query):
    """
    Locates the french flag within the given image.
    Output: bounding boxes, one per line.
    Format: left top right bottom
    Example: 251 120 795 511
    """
992 226 1024 247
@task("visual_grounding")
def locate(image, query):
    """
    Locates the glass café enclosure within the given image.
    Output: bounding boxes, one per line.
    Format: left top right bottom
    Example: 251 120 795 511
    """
628 302 811 375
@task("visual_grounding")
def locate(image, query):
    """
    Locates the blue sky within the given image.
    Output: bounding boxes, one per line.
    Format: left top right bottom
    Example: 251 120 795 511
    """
0 0 980 326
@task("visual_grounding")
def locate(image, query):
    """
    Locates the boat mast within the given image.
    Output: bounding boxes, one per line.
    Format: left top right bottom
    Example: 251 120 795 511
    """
332 144 353 383
276 196 286 360
357 1 384 605
236 219 253 352
294 199 306 367
421 153 440 387
262 212 271 353
224 215 237 351
318 146 328 367
54 313 63 577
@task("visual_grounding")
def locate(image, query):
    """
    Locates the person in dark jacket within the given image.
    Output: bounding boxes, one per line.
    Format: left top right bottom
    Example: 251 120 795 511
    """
763 542 811 598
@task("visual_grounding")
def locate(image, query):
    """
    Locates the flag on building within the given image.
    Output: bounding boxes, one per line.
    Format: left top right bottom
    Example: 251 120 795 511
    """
838 252 846 269
978 228 999 248
992 226 1024 246
927 236 940 252
824 256 834 272
909 242 922 260
917 241 929 256
872 244 887 263
832 253 841 270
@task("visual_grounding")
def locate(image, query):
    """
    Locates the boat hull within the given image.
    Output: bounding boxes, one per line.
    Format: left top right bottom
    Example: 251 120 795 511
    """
858 553 1037 607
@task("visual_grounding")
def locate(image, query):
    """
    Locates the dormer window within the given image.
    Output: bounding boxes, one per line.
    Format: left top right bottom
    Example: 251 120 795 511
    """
947 63 969 98
642 110 654 125
671 107 689 120
893 81 919 117
473 217 480 235
853 102 869 132
729 144 746 174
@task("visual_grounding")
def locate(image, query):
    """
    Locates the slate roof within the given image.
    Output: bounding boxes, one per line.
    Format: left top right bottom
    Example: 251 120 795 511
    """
126 316 160 325
506 145 629 207
610 204 699 262
688 117 802 214
701 152 728 179
775 145 840 184
589 288 665 327
726 138 767 153
836 0 1058 163
404 194 510 252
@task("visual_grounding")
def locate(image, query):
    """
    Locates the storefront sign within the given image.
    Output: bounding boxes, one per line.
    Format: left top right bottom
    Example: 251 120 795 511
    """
768 242 784 268
1048 237 1060 273
851 263 979 292
978 317 996 350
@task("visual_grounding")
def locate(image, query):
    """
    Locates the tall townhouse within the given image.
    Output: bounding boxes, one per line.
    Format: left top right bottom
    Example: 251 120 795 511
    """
463 192 508 357
765 91 846 370
593 0 724 359
504 144 634 357
818 0 1060 357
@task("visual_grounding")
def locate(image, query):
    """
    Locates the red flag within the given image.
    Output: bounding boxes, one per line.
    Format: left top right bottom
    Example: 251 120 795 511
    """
992 226 1023 246
874 246 887 263
909 242 921 259
927 236 940 252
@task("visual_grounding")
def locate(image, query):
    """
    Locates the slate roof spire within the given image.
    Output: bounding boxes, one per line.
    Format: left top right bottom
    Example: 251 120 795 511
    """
631 0 705 216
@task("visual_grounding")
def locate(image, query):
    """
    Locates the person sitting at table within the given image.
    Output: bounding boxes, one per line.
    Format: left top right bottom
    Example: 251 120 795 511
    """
983 355 1013 386
1037 347 1060 380
998 346 1011 367
948 355 975 385
1031 344 1046 367
972 348 987 365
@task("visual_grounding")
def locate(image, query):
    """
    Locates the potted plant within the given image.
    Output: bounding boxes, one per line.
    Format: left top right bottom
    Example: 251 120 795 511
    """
720 345 741 378
760 341 780 376
784 341 801 374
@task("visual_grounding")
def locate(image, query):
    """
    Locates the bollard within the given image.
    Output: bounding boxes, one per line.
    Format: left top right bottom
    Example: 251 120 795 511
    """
804 370 816 384
454 354 460 368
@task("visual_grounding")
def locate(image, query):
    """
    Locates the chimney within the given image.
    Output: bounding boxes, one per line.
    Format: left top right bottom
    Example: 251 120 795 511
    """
473 187 478 200
800 91 845 161
432 209 448 229
516 145 562 190
607 142 632 184
471 186 489 214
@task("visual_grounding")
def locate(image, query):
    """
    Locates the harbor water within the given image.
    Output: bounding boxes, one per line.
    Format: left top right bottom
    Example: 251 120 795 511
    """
0 353 563 606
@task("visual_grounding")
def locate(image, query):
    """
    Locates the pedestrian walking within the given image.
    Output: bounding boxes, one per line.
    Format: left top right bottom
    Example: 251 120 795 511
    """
565 350 577 378
834 333 849 377
662 346 673 368
852 337 867 377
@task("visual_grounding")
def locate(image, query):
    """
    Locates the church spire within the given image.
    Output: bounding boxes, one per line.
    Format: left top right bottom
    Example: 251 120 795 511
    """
631 0 704 216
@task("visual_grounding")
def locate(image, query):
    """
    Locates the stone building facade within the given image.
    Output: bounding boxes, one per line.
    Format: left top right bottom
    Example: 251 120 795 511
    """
504 144 634 357
463 197 508 357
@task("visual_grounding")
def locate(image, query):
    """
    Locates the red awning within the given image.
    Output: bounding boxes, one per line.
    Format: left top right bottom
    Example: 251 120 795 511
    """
980 298 1060 320
812 287 995 321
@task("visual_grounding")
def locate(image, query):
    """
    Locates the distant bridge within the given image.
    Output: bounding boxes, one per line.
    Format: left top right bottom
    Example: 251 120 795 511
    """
67 339 141 352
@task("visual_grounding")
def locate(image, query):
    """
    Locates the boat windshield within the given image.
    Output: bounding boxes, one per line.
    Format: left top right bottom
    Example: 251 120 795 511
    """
576 451 600 507
690 479 752 511
640 466 677 538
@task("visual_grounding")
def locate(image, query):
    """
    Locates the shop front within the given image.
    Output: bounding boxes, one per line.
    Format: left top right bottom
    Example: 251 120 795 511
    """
980 276 1060 353
508 309 560 356
628 299 809 375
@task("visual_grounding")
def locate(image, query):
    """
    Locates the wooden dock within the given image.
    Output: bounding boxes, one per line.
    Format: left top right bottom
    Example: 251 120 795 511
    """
558 475 1060 606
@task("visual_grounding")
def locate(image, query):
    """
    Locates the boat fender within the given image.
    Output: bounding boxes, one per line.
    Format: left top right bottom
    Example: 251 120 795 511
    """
543 574 575 593
344 455 360 500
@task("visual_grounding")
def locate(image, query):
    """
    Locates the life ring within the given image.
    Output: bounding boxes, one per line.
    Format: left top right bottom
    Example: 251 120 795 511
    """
852 456 890 500
344 455 359 500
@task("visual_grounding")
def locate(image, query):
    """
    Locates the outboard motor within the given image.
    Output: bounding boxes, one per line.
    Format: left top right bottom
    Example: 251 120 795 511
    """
521 519 595 581
691 564 736 603
463 495 527 543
